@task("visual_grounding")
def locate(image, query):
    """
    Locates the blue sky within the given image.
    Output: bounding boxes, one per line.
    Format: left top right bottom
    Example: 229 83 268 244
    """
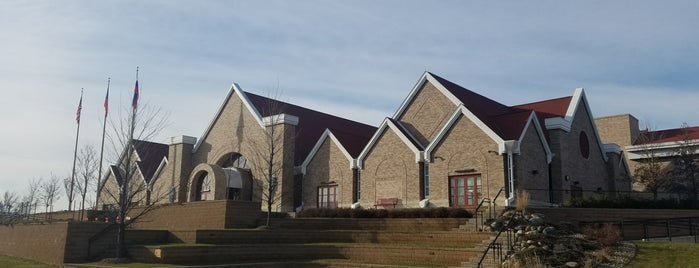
1 1 698 209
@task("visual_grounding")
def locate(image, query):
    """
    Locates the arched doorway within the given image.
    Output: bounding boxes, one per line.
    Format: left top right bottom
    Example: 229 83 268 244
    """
218 153 254 201
195 172 212 201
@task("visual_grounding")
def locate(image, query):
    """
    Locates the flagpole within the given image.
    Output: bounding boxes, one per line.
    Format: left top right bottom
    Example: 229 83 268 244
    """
96 78 110 211
69 89 83 213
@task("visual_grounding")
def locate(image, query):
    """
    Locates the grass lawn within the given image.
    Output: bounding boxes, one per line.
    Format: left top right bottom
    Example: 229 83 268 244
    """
0 255 56 268
627 242 699 268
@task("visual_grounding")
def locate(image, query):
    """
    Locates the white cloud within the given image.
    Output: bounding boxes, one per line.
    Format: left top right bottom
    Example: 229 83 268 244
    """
1 1 698 210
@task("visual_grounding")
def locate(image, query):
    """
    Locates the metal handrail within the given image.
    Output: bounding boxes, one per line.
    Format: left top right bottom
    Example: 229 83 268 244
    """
477 209 517 267
474 198 491 231
490 187 504 219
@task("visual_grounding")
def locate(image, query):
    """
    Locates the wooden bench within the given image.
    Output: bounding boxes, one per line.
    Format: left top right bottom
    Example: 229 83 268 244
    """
374 198 399 208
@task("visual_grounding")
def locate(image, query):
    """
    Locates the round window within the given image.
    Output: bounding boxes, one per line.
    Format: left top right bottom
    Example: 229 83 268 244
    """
579 131 590 159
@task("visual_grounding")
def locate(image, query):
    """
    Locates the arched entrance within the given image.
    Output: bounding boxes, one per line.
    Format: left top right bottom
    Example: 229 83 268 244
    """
195 172 212 201
217 153 254 201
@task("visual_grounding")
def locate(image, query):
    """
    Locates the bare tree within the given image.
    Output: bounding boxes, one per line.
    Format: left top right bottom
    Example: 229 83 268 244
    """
99 101 169 259
1 190 18 214
40 175 62 219
26 178 42 219
63 175 77 215
666 123 699 200
76 144 99 221
633 128 670 200
245 94 292 227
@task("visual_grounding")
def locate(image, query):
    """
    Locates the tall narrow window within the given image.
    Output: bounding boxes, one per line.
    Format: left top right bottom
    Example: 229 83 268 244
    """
317 185 338 208
355 171 361 202
423 163 430 198
449 175 482 207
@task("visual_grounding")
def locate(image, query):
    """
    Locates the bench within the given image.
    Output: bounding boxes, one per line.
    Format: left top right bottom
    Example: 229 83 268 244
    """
374 198 399 208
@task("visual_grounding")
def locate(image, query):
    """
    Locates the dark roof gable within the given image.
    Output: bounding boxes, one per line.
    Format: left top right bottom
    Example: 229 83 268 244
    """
244 92 377 164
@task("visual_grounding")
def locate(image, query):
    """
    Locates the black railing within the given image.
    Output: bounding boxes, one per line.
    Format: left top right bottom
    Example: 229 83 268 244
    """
474 198 490 231
477 209 517 268
581 216 699 243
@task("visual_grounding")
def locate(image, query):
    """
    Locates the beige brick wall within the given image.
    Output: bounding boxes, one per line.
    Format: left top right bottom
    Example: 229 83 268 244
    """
514 119 550 203
188 92 297 212
595 114 639 149
304 138 354 208
397 81 456 146
360 130 420 208
430 114 504 207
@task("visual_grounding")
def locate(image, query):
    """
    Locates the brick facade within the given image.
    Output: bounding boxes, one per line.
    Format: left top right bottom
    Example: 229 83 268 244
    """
97 72 636 214
430 114 504 207
360 129 420 208
398 82 455 146
304 138 355 208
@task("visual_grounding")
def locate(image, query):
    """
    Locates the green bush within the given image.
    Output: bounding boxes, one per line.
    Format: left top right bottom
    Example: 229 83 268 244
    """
565 195 699 209
296 207 472 218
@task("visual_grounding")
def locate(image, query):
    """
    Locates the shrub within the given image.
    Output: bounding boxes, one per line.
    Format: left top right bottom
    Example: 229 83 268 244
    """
296 207 472 218
565 195 699 209
582 223 622 248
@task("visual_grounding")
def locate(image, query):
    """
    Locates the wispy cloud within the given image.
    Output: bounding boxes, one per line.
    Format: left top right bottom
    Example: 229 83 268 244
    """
1 1 698 209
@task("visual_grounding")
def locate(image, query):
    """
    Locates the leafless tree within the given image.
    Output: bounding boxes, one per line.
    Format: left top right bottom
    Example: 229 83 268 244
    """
26 178 42 218
1 191 18 214
63 175 76 214
40 175 62 219
666 123 699 200
100 101 169 258
75 144 99 221
633 127 670 200
245 93 292 227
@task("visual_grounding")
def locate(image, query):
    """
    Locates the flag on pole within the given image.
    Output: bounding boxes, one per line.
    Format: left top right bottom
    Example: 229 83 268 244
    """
104 87 109 117
132 80 139 109
76 92 83 124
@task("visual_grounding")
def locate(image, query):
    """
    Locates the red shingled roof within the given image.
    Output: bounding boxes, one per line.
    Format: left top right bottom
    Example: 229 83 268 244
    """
636 126 699 145
514 96 573 140
429 73 571 141
244 92 377 164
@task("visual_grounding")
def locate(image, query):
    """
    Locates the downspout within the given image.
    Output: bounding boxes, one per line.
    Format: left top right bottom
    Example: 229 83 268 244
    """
506 151 515 206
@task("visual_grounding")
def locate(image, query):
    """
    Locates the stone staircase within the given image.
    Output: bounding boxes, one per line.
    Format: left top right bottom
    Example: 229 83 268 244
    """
125 218 498 267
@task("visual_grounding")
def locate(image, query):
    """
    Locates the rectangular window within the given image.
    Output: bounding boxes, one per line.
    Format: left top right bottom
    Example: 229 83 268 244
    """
424 163 430 198
317 185 338 208
449 175 482 207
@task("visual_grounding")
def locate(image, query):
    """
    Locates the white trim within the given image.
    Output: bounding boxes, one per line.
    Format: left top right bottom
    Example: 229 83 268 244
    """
541 88 608 162
392 72 462 119
626 142 699 160
519 112 554 163
148 157 169 188
300 129 355 174
169 135 197 145
626 139 699 152
357 118 423 169
192 83 266 153
544 117 572 132
603 143 622 154
262 113 299 126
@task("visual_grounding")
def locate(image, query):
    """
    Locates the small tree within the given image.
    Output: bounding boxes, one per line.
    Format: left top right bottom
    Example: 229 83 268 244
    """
633 128 670 199
40 175 62 219
1 191 18 214
666 123 699 200
246 93 290 227
100 99 169 259
76 144 99 220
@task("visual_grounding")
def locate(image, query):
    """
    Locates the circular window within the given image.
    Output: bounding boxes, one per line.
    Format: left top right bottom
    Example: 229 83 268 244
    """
579 131 590 159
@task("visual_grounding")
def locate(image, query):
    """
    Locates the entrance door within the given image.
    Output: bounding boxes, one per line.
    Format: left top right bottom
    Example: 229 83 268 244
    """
449 175 482 207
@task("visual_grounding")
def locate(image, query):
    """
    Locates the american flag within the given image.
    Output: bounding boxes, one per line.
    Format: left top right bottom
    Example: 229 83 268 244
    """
76 93 83 124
